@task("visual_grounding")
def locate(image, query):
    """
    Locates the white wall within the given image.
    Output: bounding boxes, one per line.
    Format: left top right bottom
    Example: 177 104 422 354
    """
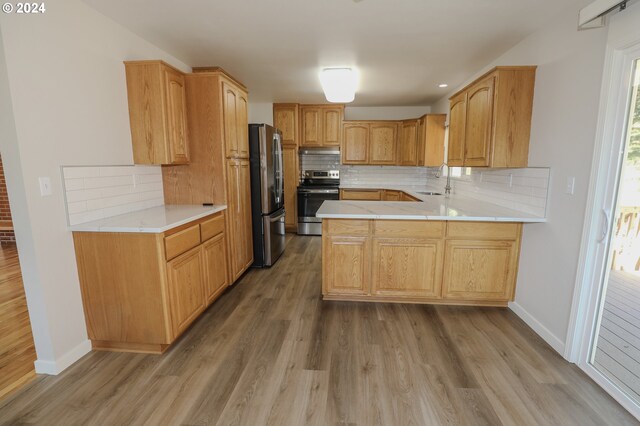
344 106 431 120
248 102 274 125
433 8 608 354
0 0 189 373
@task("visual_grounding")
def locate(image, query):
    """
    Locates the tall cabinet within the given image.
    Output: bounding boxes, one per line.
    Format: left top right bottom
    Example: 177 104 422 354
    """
162 68 253 282
273 104 300 233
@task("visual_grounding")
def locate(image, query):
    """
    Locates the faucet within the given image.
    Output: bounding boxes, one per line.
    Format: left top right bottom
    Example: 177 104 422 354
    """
434 162 452 196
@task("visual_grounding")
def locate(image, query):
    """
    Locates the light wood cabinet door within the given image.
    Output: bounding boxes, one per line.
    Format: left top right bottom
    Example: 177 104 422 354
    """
418 115 446 167
226 159 253 280
283 145 298 231
323 108 342 146
301 107 322 147
399 120 419 166
236 90 249 158
442 239 518 301
370 122 398 165
447 92 467 167
164 68 190 164
167 246 206 337
202 233 229 305
223 82 240 158
273 104 298 146
323 236 370 296
384 190 401 201
125 61 190 165
464 76 495 167
342 123 369 164
372 238 443 298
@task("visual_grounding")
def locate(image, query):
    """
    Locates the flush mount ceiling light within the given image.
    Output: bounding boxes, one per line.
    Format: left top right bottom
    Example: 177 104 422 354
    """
320 68 357 103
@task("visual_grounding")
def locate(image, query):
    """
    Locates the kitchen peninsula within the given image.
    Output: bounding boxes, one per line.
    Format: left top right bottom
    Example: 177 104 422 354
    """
317 190 545 307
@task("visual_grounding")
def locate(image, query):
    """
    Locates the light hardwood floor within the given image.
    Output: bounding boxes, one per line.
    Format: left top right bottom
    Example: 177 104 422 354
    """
0 236 637 425
0 243 36 400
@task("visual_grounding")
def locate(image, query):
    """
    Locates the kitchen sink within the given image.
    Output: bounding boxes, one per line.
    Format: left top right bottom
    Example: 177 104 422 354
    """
417 191 442 196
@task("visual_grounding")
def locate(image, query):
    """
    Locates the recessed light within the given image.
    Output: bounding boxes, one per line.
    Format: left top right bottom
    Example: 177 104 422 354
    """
438 83 448 88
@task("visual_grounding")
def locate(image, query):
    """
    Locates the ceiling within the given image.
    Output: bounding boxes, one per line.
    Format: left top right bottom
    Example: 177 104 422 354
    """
84 0 590 106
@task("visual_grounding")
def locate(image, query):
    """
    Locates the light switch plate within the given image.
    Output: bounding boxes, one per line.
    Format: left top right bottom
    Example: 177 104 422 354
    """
565 177 576 195
39 177 52 196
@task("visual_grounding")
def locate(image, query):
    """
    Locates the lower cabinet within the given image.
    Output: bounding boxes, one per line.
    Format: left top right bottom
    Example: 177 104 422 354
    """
340 189 382 200
283 145 298 232
73 211 230 353
167 246 206 337
371 238 443 298
226 159 253 280
322 219 522 306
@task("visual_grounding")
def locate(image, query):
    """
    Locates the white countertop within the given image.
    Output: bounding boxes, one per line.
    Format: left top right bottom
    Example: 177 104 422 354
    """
318 187 545 222
69 205 227 233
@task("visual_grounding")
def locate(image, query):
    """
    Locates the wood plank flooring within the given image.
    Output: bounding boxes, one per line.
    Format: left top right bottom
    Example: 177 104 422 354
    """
0 243 36 400
0 235 637 425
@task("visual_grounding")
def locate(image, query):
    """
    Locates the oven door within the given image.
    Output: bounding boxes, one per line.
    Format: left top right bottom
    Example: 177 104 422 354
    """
297 188 339 222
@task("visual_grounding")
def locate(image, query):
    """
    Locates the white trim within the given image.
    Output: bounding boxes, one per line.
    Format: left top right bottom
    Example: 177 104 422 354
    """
34 339 91 375
509 302 565 355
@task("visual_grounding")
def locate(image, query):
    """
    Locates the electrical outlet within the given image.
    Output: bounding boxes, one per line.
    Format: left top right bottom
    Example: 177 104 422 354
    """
38 177 52 196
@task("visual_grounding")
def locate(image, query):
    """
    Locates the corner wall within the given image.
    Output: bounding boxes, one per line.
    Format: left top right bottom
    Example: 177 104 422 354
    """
0 0 189 373
432 8 608 354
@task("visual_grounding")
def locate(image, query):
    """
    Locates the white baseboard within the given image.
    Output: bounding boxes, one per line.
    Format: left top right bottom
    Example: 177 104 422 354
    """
34 339 92 375
509 301 566 357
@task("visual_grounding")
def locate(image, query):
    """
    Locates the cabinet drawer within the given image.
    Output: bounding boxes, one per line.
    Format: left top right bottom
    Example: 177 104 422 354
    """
165 225 201 260
200 213 225 242
446 222 520 240
325 219 370 236
374 220 444 238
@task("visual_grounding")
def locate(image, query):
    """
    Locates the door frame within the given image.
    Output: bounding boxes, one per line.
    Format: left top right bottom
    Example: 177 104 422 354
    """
565 38 640 419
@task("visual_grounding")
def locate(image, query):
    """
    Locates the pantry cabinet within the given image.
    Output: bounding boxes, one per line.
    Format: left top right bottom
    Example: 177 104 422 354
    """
300 105 344 147
274 104 300 232
322 219 522 306
447 66 536 168
124 60 190 165
161 68 253 281
73 211 230 354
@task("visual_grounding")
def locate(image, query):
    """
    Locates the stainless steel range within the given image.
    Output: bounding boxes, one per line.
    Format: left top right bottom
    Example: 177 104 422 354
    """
297 170 340 235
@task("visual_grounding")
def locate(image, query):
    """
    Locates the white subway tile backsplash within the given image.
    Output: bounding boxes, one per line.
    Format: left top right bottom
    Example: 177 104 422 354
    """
62 165 165 226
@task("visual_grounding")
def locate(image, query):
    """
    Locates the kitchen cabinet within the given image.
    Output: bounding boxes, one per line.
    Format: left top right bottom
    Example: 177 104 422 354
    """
273 104 299 146
322 220 371 296
282 145 299 232
226 159 253 280
167 245 206 337
340 189 382 201
161 68 253 282
342 122 369 164
398 119 419 166
223 81 249 159
416 114 446 167
400 192 421 202
321 219 522 306
274 104 300 232
441 222 521 301
124 60 190 165
300 105 344 147
341 121 399 165
447 66 536 168
383 190 401 201
73 211 229 353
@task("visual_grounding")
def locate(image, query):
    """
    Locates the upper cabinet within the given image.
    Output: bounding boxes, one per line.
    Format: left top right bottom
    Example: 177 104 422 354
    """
342 121 399 165
222 81 249 159
273 104 299 146
300 105 344 147
417 114 446 167
447 66 536 168
125 61 190 165
398 119 419 166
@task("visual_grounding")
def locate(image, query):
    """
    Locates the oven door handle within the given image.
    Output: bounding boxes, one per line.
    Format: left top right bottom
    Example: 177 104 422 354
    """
298 189 339 194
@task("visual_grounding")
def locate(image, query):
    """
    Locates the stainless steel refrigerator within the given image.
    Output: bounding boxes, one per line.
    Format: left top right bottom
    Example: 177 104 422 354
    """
248 124 286 267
